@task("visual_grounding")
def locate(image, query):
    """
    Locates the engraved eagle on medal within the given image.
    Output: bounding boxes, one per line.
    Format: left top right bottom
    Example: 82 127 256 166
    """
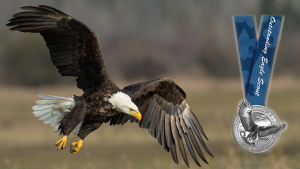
238 100 286 145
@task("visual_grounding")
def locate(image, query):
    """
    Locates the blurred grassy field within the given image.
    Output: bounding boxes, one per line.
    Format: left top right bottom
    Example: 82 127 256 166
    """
0 78 299 169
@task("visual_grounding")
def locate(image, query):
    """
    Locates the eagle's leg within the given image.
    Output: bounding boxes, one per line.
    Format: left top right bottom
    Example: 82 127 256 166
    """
55 135 67 150
70 139 83 154
70 121 103 154
55 97 86 150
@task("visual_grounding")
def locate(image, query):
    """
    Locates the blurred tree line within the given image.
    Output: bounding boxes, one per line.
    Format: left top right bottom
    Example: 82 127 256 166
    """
0 0 300 86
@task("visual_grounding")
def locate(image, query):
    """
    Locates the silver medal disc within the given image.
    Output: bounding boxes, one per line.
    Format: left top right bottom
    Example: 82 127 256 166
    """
233 103 286 153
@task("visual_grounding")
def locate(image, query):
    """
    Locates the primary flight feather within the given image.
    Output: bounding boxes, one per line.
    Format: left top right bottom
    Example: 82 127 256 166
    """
7 5 213 167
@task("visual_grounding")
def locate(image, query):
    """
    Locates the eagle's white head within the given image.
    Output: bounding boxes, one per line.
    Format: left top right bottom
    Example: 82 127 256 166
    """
108 91 141 121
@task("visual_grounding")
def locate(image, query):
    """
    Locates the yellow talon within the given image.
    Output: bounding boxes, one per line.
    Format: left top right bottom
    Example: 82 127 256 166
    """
70 139 83 154
55 135 67 150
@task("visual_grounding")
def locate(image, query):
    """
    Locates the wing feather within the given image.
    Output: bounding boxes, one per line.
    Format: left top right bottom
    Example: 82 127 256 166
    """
183 111 213 157
140 99 156 129
180 114 201 167
186 109 208 140
165 113 178 164
155 107 163 145
258 124 284 137
160 111 169 152
187 127 208 164
174 114 189 167
7 5 111 91
149 105 160 137
106 77 212 166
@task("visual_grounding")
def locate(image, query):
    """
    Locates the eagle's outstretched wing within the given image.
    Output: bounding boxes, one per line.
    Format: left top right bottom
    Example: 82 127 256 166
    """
7 5 110 91
108 77 213 167
258 123 286 137
238 100 255 131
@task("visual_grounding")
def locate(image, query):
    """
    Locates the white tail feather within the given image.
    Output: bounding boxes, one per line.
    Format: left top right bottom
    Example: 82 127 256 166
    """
52 110 60 116
43 113 63 124
32 104 53 111
33 109 52 117
38 113 51 121
35 99 60 105
33 94 79 135
36 94 68 100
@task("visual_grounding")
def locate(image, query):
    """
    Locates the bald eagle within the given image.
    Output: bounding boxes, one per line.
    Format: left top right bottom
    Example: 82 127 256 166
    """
238 100 286 145
7 5 213 167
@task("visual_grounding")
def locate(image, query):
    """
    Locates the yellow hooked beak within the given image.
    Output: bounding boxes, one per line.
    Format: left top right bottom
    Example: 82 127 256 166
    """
130 110 142 122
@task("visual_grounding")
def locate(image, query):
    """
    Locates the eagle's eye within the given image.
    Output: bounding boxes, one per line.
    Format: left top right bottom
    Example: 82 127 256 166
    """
129 108 134 111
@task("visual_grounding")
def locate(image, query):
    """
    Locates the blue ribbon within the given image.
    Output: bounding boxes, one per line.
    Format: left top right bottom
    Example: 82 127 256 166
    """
234 15 282 106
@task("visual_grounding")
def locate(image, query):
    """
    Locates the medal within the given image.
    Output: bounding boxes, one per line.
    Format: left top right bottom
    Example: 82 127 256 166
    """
233 15 286 153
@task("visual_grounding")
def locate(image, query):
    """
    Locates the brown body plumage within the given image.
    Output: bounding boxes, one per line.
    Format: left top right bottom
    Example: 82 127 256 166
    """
7 5 213 167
